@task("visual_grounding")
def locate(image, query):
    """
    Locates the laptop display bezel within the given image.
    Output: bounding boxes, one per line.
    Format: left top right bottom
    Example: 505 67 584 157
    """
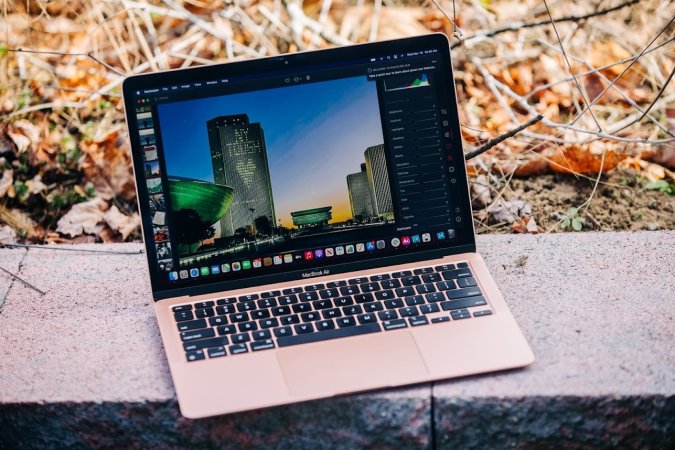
122 33 476 301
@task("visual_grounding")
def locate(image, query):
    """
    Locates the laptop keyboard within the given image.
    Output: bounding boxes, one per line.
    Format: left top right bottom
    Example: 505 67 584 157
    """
172 262 493 362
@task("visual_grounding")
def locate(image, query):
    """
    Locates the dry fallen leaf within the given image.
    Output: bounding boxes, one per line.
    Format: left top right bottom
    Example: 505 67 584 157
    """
488 199 532 224
549 145 627 175
103 205 140 240
0 169 13 198
56 197 108 237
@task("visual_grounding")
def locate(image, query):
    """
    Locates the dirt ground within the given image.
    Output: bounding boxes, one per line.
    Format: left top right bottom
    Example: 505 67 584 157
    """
480 169 675 234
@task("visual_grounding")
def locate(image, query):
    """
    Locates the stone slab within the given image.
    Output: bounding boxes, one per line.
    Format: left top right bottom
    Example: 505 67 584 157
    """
0 247 26 307
434 231 675 448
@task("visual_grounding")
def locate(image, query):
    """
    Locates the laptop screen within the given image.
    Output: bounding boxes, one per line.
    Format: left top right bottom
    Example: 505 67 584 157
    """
123 34 475 299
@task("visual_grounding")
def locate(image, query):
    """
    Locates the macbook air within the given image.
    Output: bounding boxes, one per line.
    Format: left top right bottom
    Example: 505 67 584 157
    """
122 33 534 418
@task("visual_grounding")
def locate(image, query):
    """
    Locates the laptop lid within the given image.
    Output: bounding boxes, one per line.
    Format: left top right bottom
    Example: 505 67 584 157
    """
122 33 475 301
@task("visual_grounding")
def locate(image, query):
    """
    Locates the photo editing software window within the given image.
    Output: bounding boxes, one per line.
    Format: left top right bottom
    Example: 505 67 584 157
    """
132 48 469 287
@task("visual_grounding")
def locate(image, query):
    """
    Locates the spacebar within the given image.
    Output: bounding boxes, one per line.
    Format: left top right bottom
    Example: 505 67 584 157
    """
277 323 382 347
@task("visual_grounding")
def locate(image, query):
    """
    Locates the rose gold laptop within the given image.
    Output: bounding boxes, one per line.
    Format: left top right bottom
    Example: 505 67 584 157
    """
122 33 534 418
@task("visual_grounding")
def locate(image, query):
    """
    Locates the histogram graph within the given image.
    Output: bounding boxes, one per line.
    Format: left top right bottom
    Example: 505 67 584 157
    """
384 73 430 92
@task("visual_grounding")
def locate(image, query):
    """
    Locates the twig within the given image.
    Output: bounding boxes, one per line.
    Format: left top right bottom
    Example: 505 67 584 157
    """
7 48 125 77
543 0 602 132
465 115 544 160
0 265 46 296
632 65 675 125
0 243 144 255
450 0 641 49
430 0 462 40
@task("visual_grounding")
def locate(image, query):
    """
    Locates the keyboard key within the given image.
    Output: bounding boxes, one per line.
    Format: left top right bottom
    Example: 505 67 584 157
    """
209 316 228 326
238 321 258 332
382 319 407 330
375 290 395 300
217 324 236 335
354 293 374 303
326 280 347 288
313 299 333 310
207 346 226 358
457 277 478 288
259 318 279 329
272 306 291 316
422 273 442 283
295 323 315 334
413 267 434 275
359 282 380 292
399 306 419 317
186 350 205 362
229 343 248 354
319 288 339 299
231 332 250 343
252 310 271 320
401 276 422 286
416 283 436 294
446 287 482 300
257 298 277 309
230 312 249 322
474 310 493 317
441 296 487 311
277 323 381 347
195 307 215 319
194 301 214 309
278 294 298 305
237 301 257 312
380 279 401 289
342 305 363 315
405 295 425 306
316 319 335 330
384 299 404 309
425 292 445 302
299 292 318 302
378 310 398 321
436 281 456 291
435 264 456 271
337 317 356 328
334 297 354 307
174 311 194 322
364 302 384 312
252 330 272 341
216 305 235 315
301 311 321 322
273 326 292 337
369 274 390 281
251 339 275 351
457 262 469 268
396 287 416 297
238 294 259 302
420 303 440 314
409 316 429 327
392 270 412 278
281 314 300 325
181 328 215 342
442 269 473 280
177 319 207 332
217 297 237 305
172 304 192 312
431 316 450 323
450 309 471 320
304 283 325 291
282 287 303 294
322 308 342 319
183 336 229 352
292 303 311 313
261 290 280 298
348 277 369 285
357 313 377 324
340 285 360 295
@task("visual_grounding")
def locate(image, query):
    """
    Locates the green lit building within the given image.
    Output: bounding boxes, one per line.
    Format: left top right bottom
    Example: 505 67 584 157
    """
291 206 332 228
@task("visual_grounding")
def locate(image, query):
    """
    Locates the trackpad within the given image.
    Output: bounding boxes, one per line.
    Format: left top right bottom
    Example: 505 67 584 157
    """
277 331 429 397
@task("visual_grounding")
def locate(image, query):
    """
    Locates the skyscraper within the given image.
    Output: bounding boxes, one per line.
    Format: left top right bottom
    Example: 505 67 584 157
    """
364 144 393 217
207 114 276 236
347 163 374 221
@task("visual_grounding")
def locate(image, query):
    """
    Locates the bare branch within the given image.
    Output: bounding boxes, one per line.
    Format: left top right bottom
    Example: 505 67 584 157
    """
465 115 545 160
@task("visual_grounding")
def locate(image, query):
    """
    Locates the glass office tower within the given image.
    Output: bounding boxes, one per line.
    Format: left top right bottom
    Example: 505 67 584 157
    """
364 144 393 218
347 163 375 222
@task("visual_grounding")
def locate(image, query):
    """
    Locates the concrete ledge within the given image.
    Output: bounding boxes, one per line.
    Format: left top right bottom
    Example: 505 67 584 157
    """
0 231 673 448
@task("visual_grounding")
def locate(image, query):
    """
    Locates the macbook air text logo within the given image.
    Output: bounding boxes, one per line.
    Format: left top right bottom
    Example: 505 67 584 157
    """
301 269 329 278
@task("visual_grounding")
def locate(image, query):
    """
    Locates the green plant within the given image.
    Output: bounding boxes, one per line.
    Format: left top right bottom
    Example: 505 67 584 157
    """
644 180 675 195
560 207 586 231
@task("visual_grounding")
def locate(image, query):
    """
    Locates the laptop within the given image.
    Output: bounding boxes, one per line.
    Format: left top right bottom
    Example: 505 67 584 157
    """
122 33 534 418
